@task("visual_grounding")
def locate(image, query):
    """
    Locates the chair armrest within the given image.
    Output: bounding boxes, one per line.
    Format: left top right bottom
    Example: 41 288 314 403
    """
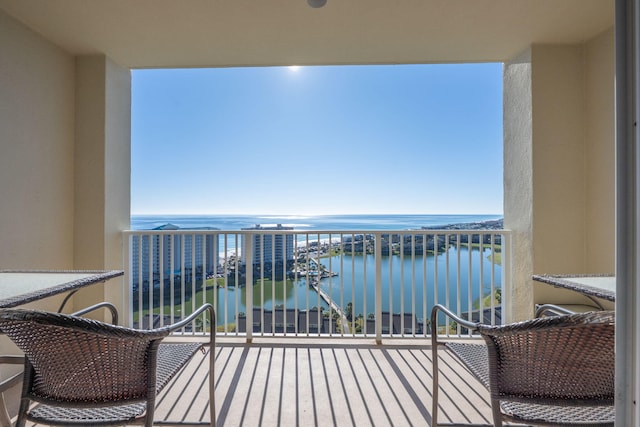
534 303 577 318
430 304 479 345
164 303 216 346
431 304 479 332
72 302 119 325
430 304 482 426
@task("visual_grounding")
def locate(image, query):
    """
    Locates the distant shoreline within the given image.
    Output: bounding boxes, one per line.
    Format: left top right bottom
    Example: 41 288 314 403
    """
422 218 504 231
130 214 504 232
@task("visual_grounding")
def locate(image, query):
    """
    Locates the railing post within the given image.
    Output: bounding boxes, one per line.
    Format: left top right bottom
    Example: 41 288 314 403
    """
245 233 253 343
501 232 511 325
375 233 382 344
123 233 132 328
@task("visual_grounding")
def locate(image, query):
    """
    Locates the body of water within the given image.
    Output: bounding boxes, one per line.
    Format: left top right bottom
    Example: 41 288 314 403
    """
211 246 501 326
130 214 504 327
131 213 502 231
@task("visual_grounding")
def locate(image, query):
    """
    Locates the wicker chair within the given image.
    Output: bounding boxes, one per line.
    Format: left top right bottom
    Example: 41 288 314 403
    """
535 302 604 318
430 304 614 426
0 303 215 427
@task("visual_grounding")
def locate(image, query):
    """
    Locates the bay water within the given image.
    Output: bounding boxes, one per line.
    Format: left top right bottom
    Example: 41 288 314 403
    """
131 214 503 326
130 213 502 232
212 246 501 326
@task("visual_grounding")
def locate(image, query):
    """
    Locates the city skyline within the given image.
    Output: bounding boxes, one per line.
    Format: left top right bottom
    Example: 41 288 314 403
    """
131 64 503 216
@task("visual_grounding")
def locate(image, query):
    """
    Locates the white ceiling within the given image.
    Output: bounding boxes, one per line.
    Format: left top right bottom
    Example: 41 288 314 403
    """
0 0 614 69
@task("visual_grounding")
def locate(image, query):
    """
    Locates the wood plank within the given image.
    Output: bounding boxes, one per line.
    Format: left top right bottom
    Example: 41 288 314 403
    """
23 339 494 426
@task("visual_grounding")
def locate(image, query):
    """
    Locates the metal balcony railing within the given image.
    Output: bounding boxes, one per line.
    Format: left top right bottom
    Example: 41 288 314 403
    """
123 229 510 340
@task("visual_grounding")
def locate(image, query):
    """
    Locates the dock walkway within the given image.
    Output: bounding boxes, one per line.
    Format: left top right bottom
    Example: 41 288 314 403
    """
309 281 351 334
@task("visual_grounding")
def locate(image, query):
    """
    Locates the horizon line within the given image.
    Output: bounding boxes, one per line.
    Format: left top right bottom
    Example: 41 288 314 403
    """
131 213 504 216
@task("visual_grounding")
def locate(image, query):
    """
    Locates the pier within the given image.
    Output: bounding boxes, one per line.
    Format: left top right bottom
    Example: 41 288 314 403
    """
309 280 351 334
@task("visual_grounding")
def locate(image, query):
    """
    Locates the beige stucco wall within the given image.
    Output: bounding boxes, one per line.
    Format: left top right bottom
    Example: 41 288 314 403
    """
0 10 75 414
503 49 534 323
585 28 615 274
0 13 131 415
504 29 615 320
0 11 131 314
531 45 587 274
104 58 132 311
0 9 76 271
73 56 131 313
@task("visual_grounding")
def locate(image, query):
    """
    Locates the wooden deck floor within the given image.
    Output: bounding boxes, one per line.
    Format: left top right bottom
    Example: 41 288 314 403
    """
24 338 495 426
155 338 494 427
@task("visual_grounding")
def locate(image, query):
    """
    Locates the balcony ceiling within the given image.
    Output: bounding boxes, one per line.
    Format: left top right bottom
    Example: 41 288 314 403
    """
0 0 613 69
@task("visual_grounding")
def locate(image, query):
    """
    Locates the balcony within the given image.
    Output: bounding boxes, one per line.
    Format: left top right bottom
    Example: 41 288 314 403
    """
34 228 502 426
7 228 505 425
1 0 621 423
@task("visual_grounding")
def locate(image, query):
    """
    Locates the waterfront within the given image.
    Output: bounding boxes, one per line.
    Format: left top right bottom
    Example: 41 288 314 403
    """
210 245 501 328
131 213 503 257
131 213 503 232
130 214 504 331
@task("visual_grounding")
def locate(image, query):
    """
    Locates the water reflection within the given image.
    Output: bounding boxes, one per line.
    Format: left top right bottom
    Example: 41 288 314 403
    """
210 246 501 327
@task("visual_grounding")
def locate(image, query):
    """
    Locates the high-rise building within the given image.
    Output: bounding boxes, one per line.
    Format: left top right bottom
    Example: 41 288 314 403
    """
240 224 294 265
130 224 219 286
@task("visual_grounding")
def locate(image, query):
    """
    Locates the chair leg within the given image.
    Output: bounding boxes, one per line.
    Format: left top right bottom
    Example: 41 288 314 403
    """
15 397 30 427
431 343 440 427
490 399 503 427
209 347 215 427
210 310 216 427
15 365 33 427
145 400 155 427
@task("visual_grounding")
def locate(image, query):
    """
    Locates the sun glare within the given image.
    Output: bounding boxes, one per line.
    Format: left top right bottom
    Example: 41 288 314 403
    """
288 66 300 72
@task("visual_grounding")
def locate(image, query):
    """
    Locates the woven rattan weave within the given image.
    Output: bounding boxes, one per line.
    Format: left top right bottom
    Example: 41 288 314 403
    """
0 304 215 427
431 305 614 426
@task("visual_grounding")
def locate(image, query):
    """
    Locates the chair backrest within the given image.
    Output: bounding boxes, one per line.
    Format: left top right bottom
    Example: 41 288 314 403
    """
0 309 170 405
477 311 614 405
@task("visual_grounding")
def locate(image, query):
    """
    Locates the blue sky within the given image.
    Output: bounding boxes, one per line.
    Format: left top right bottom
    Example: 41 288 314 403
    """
131 63 503 215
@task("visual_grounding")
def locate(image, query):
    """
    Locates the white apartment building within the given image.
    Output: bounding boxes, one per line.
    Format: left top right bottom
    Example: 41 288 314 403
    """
131 224 219 286
240 224 295 265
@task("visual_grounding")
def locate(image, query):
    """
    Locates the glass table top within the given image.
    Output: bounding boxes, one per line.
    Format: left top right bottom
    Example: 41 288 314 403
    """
0 270 123 308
